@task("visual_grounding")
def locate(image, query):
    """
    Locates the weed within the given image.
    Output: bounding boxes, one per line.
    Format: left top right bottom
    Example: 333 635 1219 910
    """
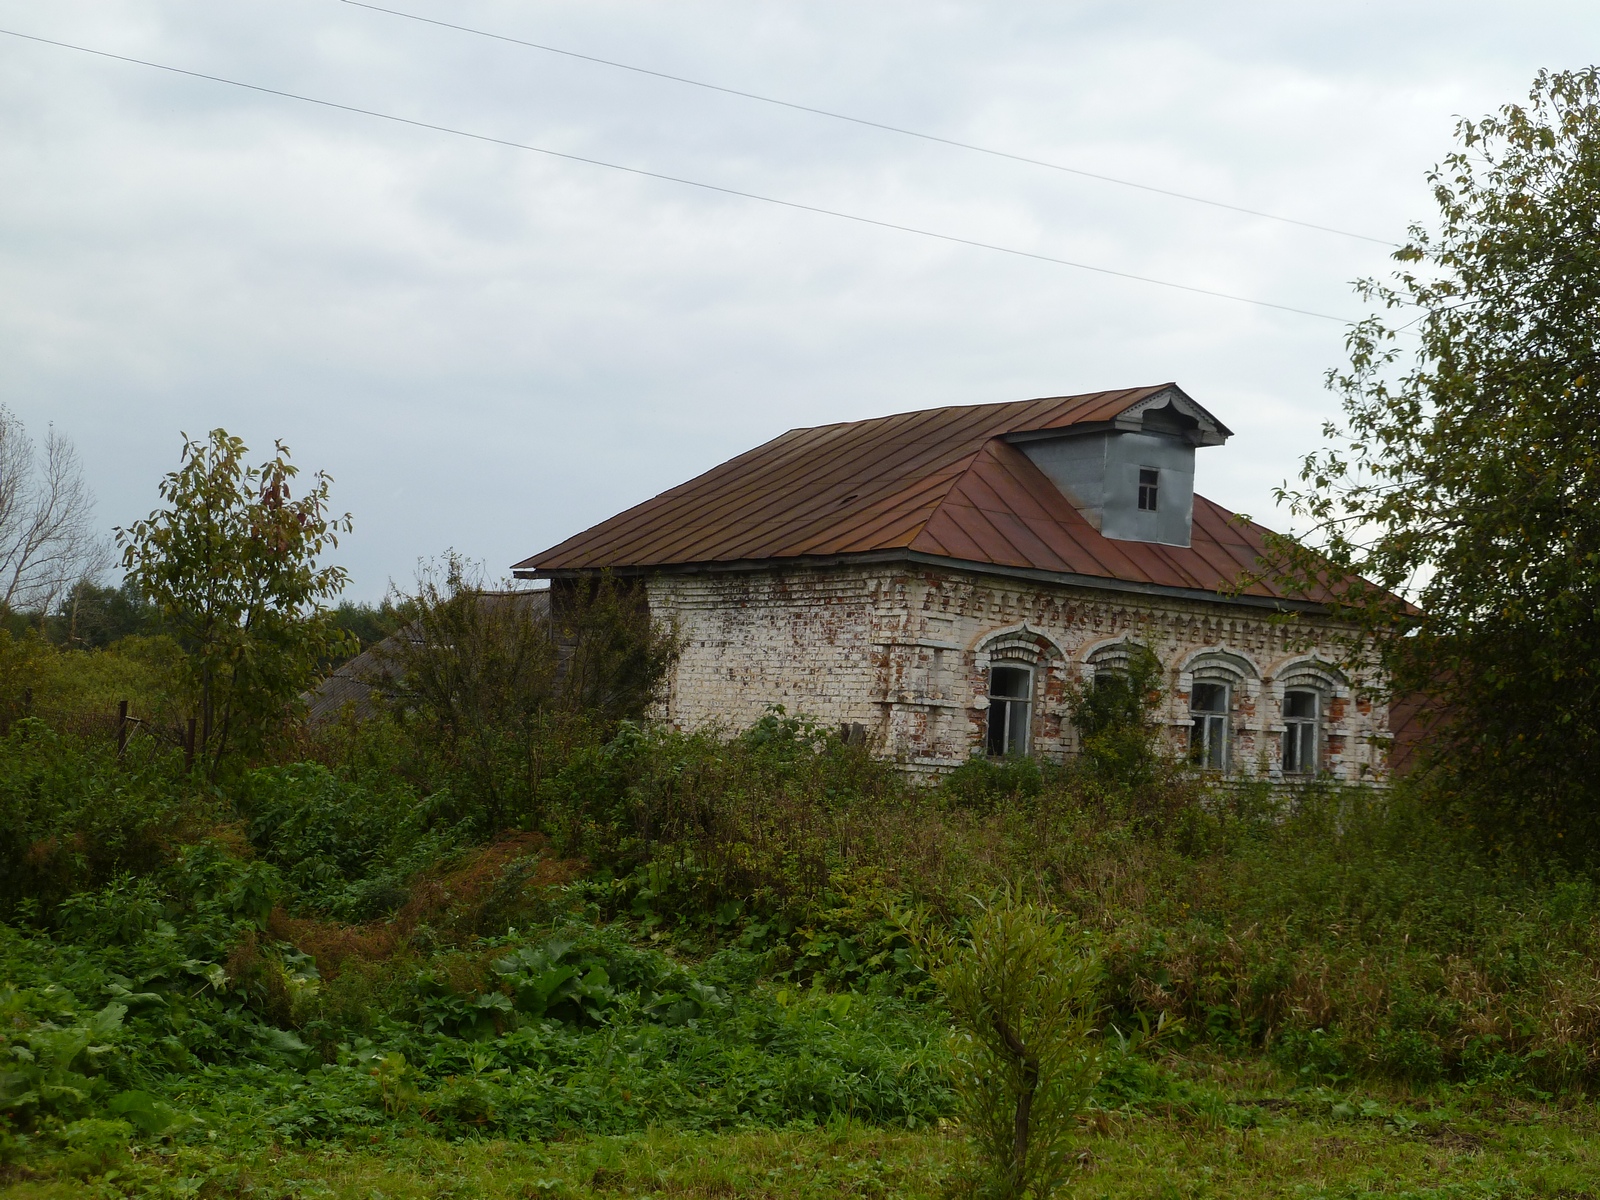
916 889 1102 1200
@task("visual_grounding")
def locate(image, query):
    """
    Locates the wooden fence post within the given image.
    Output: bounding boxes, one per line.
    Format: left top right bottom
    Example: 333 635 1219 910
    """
116 700 129 760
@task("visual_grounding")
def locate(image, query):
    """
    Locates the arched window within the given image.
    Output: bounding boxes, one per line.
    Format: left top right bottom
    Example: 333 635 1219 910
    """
1275 659 1342 777
1283 689 1319 774
1181 650 1258 775
979 627 1059 758
1189 681 1229 770
986 662 1034 757
1085 638 1142 680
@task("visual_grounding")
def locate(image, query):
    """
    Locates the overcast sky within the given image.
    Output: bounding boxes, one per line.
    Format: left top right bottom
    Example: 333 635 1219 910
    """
1 1 1593 600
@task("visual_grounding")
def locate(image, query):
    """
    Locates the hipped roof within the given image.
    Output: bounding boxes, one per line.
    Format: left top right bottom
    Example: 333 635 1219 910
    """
516 385 1330 607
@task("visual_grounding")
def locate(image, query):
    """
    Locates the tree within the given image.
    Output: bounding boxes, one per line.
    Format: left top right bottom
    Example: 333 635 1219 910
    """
48 578 159 649
118 431 352 771
551 572 682 730
1276 69 1600 858
911 889 1102 1200
379 555 558 830
0 407 108 614
1066 645 1167 794
379 559 679 831
327 598 415 660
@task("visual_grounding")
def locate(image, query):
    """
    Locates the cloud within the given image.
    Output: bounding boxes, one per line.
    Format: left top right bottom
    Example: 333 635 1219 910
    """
0 0 1590 596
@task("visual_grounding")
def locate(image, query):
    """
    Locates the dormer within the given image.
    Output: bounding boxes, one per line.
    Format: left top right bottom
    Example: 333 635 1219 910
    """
1004 385 1231 548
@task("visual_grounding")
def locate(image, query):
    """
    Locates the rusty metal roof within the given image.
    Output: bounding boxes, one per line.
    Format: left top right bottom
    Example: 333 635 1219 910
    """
516 385 1326 605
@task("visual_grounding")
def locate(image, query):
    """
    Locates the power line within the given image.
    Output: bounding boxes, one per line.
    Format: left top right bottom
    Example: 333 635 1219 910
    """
340 0 1398 248
0 25 1354 324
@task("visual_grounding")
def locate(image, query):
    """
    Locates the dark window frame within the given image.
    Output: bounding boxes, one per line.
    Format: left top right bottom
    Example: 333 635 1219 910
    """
1138 467 1160 512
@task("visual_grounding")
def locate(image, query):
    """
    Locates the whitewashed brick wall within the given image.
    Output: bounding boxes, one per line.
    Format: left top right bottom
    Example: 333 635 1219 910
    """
647 563 1388 782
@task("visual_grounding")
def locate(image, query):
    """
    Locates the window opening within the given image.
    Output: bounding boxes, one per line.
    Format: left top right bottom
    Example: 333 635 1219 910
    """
1283 688 1319 774
1138 467 1160 512
986 664 1033 757
1189 680 1229 770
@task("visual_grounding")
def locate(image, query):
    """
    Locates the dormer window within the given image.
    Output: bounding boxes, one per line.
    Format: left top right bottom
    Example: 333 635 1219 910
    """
1002 385 1231 548
1138 468 1159 512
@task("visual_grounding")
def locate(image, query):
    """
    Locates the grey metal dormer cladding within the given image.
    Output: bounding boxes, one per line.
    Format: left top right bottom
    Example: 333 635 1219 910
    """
1005 385 1232 548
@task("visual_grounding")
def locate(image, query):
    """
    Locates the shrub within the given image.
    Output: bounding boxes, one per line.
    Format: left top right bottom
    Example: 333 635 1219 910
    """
240 761 462 920
0 628 50 733
0 721 208 919
32 634 191 741
919 889 1102 1200
374 561 680 836
1064 644 1186 813
0 992 130 1132
940 755 1045 812
544 712 901 918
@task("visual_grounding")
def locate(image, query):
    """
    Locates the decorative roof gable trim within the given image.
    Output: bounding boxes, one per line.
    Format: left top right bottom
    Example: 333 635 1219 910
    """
1001 384 1231 447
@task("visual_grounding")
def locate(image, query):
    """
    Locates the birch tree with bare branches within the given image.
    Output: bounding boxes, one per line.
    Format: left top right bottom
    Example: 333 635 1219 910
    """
0 407 107 613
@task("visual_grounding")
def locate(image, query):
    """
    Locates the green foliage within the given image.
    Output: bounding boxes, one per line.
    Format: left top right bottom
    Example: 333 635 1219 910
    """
328 598 414 657
0 628 50 732
228 966 948 1143
0 721 212 918
379 556 563 832
240 761 460 920
490 935 625 1027
543 712 899 920
118 430 353 773
379 561 680 834
941 755 1046 811
45 578 160 650
32 634 191 739
917 889 1102 1200
1275 68 1600 861
1066 645 1168 794
551 573 684 732
0 622 190 743
0 993 128 1130
7 642 1600 1186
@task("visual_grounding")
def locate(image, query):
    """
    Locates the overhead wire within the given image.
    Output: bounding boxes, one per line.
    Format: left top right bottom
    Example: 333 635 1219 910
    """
339 0 1398 248
0 25 1355 324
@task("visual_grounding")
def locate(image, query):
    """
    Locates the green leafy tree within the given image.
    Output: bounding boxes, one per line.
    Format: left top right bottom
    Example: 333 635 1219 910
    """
912 889 1102 1200
380 560 679 832
118 431 352 772
327 598 414 662
1275 68 1600 859
551 572 682 731
1066 644 1166 792
379 554 559 830
47 578 158 649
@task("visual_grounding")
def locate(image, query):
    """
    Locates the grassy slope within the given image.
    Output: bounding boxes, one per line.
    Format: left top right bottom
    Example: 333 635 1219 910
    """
12 701 1600 1195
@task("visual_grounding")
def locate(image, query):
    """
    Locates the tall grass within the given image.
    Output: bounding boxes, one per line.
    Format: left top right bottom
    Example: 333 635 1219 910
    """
5 687 1600 1180
535 716 1600 1092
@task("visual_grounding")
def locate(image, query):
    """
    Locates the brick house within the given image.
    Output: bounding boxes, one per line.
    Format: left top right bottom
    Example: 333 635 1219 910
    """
515 385 1387 780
